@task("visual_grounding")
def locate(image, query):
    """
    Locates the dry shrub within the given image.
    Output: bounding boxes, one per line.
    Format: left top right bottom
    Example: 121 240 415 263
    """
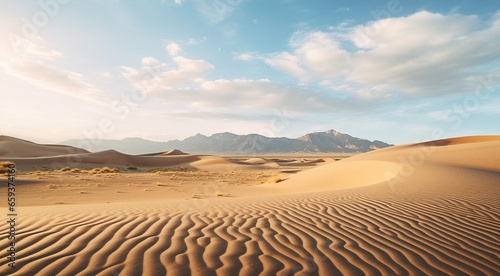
89 168 101 174
265 174 285 184
90 167 120 174
58 167 81 173
100 167 120 173
0 161 13 174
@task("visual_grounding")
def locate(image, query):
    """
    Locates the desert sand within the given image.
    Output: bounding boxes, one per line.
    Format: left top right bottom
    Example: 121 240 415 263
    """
0 135 499 275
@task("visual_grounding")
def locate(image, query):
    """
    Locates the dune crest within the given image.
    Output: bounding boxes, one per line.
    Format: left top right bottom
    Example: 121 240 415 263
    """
263 135 500 194
0 135 89 157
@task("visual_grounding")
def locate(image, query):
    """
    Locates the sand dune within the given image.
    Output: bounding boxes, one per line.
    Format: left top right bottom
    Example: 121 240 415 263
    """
0 138 271 172
0 136 499 275
0 149 200 170
0 135 89 157
138 149 188 157
265 135 500 194
241 157 269 165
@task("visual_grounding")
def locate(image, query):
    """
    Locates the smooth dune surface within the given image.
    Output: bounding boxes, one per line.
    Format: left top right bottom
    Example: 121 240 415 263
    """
0 136 499 275
265 135 500 194
0 135 89 157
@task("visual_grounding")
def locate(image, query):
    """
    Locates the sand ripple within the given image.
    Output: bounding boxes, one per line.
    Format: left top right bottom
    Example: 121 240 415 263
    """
1 190 499 276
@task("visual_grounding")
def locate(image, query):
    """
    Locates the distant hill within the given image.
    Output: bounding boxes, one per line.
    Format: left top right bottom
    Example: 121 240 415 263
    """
60 129 392 154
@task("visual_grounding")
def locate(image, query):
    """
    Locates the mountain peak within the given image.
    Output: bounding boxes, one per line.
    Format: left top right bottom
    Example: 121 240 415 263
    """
325 129 340 136
193 133 207 138
210 132 238 139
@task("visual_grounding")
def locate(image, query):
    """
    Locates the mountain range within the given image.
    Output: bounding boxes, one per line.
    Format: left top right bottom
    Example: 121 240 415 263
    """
60 129 392 155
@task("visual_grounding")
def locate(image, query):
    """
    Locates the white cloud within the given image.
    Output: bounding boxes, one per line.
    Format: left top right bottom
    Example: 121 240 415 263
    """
3 58 109 104
1 36 109 104
6 34 62 60
255 11 500 98
294 32 350 79
166 42 181 56
141 57 160 66
131 74 357 113
264 51 311 82
123 49 389 115
235 53 255 61
122 55 214 92
197 79 335 111
174 0 182 5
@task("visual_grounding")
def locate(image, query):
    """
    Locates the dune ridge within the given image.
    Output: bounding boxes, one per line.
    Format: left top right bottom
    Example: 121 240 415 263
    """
264 136 500 194
0 135 89 158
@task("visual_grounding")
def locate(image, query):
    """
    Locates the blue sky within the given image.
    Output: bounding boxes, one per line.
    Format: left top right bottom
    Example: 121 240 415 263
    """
0 0 499 146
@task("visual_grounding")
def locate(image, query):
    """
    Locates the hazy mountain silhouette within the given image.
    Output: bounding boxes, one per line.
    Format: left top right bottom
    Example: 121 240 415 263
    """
60 129 392 154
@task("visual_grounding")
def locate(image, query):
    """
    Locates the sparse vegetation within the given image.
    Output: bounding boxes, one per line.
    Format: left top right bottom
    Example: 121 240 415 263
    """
266 174 285 184
100 167 120 173
89 167 120 174
0 161 13 174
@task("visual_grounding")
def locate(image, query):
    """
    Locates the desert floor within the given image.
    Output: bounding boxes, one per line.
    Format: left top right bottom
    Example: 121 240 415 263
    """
0 137 499 275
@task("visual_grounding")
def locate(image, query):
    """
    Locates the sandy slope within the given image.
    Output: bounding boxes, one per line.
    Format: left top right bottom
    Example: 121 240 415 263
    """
0 136 89 157
264 135 500 194
0 136 499 275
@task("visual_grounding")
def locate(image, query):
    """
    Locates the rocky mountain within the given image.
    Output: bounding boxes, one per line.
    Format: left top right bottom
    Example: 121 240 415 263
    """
297 129 389 152
60 129 392 154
